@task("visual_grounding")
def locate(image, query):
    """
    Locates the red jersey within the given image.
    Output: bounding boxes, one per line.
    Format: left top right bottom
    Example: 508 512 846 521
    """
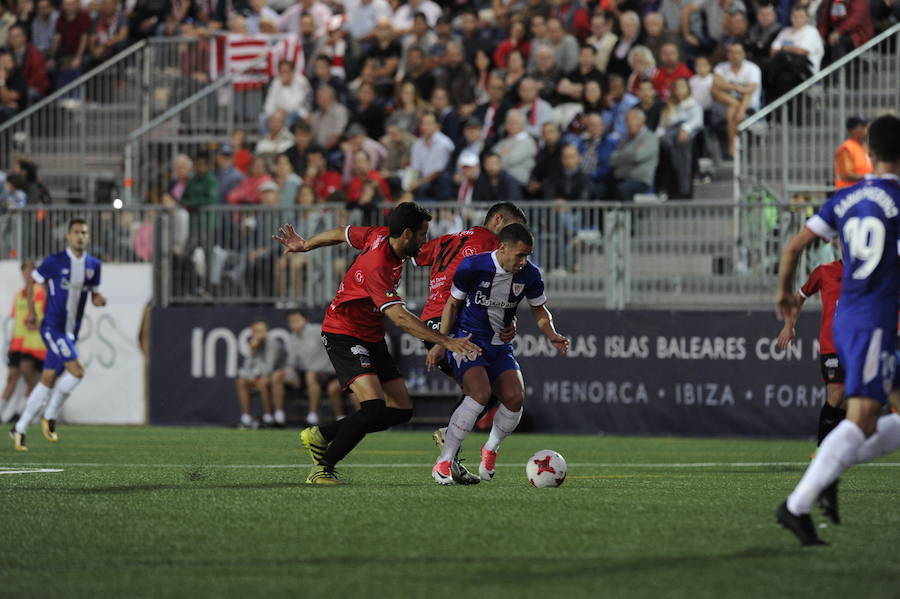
799 260 842 355
322 226 406 342
414 226 499 321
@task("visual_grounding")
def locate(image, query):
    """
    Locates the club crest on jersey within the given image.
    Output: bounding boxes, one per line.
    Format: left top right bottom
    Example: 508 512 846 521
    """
512 283 525 296
86 269 95 279
354 270 364 284
463 246 477 257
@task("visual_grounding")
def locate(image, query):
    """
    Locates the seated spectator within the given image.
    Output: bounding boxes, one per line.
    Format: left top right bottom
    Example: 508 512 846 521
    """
527 121 564 198
10 156 51 204
428 16 460 69
340 123 387 183
579 79 605 117
451 117 485 170
228 157 275 204
346 150 390 224
872 0 900 35
236 319 277 429
272 311 345 427
557 44 606 105
274 154 302 206
430 86 462 146
380 123 415 187
310 84 349 153
834 115 873 189
304 148 343 201
544 144 591 201
494 17 530 69
576 113 619 193
0 2 14 48
51 0 90 87
369 18 402 92
689 55 715 112
474 73 510 151
550 0 590 41
747 3 783 68
712 10 751 64
309 54 349 109
766 4 824 100
399 14 436 73
86 0 128 71
255 111 295 165
247 0 279 33
528 45 564 105
260 59 312 137
602 74 639 139
278 0 331 38
401 47 436 108
231 128 253 174
652 43 693 102
410 111 455 201
387 82 423 137
501 50 527 105
472 48 494 106
455 151 480 204
817 0 872 64
4 173 27 208
598 108 659 201
711 42 761 157
586 11 618 73
214 144 245 203
681 0 727 57
472 152 523 203
283 121 321 176
436 42 476 114
514 77 554 139
8 25 48 102
656 77 704 198
537 17 579 73
642 13 680 62
635 79 665 131
492 110 538 187
392 0 441 34
606 11 642 79
181 152 219 238
312 16 351 81
31 0 58 60
168 154 192 203
626 45 656 96
351 81 387 141
0 50 26 123
346 0 391 45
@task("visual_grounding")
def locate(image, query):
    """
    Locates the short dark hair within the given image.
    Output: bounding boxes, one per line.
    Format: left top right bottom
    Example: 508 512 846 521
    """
867 114 900 163
6 173 26 191
278 59 294 70
286 310 308 320
485 202 527 225
68 218 88 232
290 120 311 134
388 202 432 238
194 151 210 163
15 157 37 182
498 223 534 247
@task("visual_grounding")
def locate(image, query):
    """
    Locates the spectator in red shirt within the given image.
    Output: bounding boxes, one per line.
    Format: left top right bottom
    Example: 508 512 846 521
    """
652 43 693 102
493 18 530 69
550 0 590 41
7 25 49 101
51 0 90 83
346 149 391 204
303 148 343 201
227 157 276 204
818 0 873 64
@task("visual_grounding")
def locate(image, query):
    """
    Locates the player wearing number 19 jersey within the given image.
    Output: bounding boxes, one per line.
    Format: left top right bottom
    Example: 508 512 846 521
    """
774 114 900 545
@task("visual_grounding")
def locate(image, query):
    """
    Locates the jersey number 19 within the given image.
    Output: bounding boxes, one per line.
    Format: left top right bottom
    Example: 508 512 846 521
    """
843 216 885 280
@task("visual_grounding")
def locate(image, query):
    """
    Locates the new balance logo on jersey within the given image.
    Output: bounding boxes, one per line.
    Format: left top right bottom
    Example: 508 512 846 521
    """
479 281 490 288
473 290 516 309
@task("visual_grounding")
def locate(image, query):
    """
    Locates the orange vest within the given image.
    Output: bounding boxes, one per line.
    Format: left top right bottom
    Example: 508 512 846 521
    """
9 286 47 359
834 138 873 189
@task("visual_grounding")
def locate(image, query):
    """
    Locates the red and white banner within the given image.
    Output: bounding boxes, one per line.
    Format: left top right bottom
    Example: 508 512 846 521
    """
210 33 305 91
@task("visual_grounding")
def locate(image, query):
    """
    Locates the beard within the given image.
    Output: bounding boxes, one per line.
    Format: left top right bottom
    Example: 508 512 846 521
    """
406 239 422 257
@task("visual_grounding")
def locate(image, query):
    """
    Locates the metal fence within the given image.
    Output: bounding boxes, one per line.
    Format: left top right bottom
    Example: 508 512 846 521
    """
0 202 837 310
735 22 900 204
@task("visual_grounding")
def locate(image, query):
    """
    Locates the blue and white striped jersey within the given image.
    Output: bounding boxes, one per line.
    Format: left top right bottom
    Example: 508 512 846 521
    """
32 248 102 337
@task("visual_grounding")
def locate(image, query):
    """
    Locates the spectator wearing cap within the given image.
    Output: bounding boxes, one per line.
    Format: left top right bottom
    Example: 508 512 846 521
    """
256 111 295 165
456 151 480 205
340 123 387 183
766 4 824 100
652 43 693 102
8 25 49 102
598 108 659 201
492 110 538 187
228 157 276 204
260 59 312 137
834 116 872 189
215 144 245 203
410 111 455 201
472 152 523 203
310 84 349 153
283 121 322 176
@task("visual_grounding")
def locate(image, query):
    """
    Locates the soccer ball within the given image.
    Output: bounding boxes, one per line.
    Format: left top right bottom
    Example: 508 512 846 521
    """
525 450 567 488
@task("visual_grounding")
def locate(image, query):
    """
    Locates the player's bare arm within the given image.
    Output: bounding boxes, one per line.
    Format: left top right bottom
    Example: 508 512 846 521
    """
426 296 465 371
272 224 346 254
384 303 482 361
777 293 805 349
24 270 37 329
499 318 517 343
91 292 107 307
530 304 569 355
776 228 819 321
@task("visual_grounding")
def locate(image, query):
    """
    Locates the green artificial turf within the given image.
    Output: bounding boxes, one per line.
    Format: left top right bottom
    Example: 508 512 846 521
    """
1 426 898 598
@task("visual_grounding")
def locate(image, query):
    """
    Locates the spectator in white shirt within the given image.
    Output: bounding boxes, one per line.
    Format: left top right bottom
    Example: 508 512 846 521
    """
345 0 391 44
492 110 538 186
260 59 312 137
392 0 441 34
255 110 295 165
766 5 824 100
689 54 714 111
711 42 761 157
411 111 455 201
279 0 332 38
247 0 279 33
515 77 554 139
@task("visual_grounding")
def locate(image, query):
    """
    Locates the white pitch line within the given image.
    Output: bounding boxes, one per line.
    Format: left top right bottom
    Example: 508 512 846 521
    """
2 461 900 469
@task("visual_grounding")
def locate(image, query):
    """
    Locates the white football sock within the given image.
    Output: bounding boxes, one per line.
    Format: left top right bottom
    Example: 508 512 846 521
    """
240 413 254 426
43 372 82 421
262 413 274 424
306 412 319 425
15 383 51 435
787 420 864 515
484 405 523 452
438 396 483 463
274 410 286 424
855 413 900 463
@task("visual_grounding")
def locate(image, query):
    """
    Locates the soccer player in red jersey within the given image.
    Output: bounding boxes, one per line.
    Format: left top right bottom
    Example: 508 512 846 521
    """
273 202 482 484
777 258 845 445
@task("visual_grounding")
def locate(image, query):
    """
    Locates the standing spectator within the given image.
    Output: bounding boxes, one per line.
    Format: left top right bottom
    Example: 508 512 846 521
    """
182 152 219 238
310 84 349 153
272 311 346 427
8 25 48 102
652 43 693 101
643 12 680 60
766 4 824 100
711 42 761 158
51 0 90 87
86 0 129 70
345 0 391 44
410 111 454 201
606 11 642 79
602 74 639 139
228 157 275 204
544 144 591 200
527 121 564 199
747 3 783 66
599 108 659 201
31 0 58 60
656 77 704 198
436 41 476 113
274 153 302 206
472 152 523 203
515 77 554 139
236 320 278 429
214 144 245 203
586 11 618 73
636 79 665 131
261 59 312 137
492 110 538 187
833 115 873 189
817 0 873 64
255 111 295 165
283 121 321 176
577 113 619 193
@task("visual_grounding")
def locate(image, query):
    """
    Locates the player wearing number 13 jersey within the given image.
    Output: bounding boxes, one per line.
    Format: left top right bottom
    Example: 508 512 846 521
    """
774 115 900 546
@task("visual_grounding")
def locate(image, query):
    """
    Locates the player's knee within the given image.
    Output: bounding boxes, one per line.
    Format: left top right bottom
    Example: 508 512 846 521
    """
499 390 524 411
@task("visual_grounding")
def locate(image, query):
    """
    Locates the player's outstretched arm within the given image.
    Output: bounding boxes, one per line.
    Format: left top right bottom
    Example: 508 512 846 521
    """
776 293 805 349
384 304 482 359
272 224 346 254
24 271 37 329
425 297 465 371
530 304 569 355
776 228 818 322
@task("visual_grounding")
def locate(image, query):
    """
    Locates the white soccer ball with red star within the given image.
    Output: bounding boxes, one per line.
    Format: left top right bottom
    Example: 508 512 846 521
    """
525 450 568 488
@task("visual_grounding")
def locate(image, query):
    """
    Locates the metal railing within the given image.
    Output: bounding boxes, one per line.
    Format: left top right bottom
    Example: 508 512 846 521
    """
735 22 900 204
0 202 836 309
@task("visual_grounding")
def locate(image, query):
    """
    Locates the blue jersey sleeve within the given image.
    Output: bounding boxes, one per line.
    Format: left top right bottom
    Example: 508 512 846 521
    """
33 255 57 284
806 196 839 240
524 264 547 306
450 257 477 300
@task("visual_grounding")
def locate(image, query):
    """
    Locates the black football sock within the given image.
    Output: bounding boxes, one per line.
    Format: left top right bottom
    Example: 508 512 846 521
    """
319 399 385 468
367 407 413 433
318 420 343 442
817 403 847 445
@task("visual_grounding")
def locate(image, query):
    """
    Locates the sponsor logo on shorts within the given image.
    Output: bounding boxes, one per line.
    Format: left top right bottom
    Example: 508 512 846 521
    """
825 358 839 369
350 345 370 357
